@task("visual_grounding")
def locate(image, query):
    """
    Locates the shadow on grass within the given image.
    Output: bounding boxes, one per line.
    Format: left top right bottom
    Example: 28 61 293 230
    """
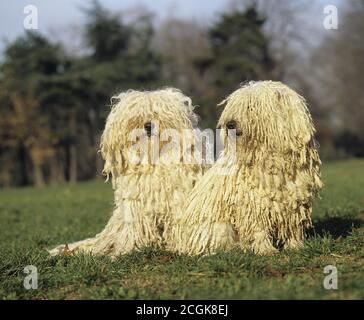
310 216 363 238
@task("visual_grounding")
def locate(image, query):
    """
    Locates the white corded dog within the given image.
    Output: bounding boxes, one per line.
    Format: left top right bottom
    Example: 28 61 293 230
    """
172 81 323 255
49 88 202 257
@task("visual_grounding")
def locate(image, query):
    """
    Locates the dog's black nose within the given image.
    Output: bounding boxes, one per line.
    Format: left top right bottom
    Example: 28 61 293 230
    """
226 120 237 130
144 122 153 137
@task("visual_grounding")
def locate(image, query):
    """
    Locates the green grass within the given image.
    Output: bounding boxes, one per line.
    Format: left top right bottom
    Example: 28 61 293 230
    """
0 159 363 300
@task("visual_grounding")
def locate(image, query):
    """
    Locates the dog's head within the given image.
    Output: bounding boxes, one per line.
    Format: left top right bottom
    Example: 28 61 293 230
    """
100 88 198 180
218 81 316 156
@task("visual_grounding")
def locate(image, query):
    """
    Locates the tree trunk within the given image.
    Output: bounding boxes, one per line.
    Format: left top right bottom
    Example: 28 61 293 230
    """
68 112 77 183
33 161 45 187
0 155 12 187
49 152 66 186
29 148 46 187
69 144 77 183
88 109 103 179
19 143 29 186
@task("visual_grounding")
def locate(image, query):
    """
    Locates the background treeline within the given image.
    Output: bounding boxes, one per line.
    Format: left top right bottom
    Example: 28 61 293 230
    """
0 0 363 187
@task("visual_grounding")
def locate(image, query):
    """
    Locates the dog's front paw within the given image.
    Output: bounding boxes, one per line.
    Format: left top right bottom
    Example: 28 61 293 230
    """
250 230 278 256
48 244 68 256
253 244 278 256
284 237 304 250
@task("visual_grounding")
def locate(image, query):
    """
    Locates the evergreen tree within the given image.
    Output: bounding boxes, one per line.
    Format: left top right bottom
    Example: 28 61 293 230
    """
209 6 274 96
80 1 163 176
0 32 67 186
195 5 274 128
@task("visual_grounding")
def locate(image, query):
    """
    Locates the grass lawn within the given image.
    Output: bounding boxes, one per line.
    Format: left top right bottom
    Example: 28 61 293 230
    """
0 159 363 299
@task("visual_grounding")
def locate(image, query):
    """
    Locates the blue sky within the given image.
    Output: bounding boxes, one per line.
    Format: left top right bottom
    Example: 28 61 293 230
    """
0 0 344 52
0 1 226 45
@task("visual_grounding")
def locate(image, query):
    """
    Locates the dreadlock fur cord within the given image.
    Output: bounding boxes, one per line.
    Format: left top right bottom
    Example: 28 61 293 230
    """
49 88 202 257
171 81 323 256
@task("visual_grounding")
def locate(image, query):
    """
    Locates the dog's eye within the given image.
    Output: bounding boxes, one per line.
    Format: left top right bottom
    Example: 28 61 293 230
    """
226 120 237 130
144 122 153 137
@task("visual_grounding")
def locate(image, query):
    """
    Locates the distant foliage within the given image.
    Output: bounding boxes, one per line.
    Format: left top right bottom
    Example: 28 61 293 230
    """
0 1 362 187
334 131 364 158
0 1 162 187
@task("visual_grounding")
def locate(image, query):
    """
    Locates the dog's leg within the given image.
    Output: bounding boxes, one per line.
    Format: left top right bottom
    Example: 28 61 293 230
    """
173 221 237 255
284 237 304 250
48 237 98 256
48 206 128 256
49 201 164 256
283 229 305 250
283 206 311 251
81 202 158 255
249 229 278 255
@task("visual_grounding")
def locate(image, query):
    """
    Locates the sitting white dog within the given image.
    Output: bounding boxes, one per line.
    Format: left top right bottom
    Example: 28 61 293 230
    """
172 81 323 255
49 88 202 257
